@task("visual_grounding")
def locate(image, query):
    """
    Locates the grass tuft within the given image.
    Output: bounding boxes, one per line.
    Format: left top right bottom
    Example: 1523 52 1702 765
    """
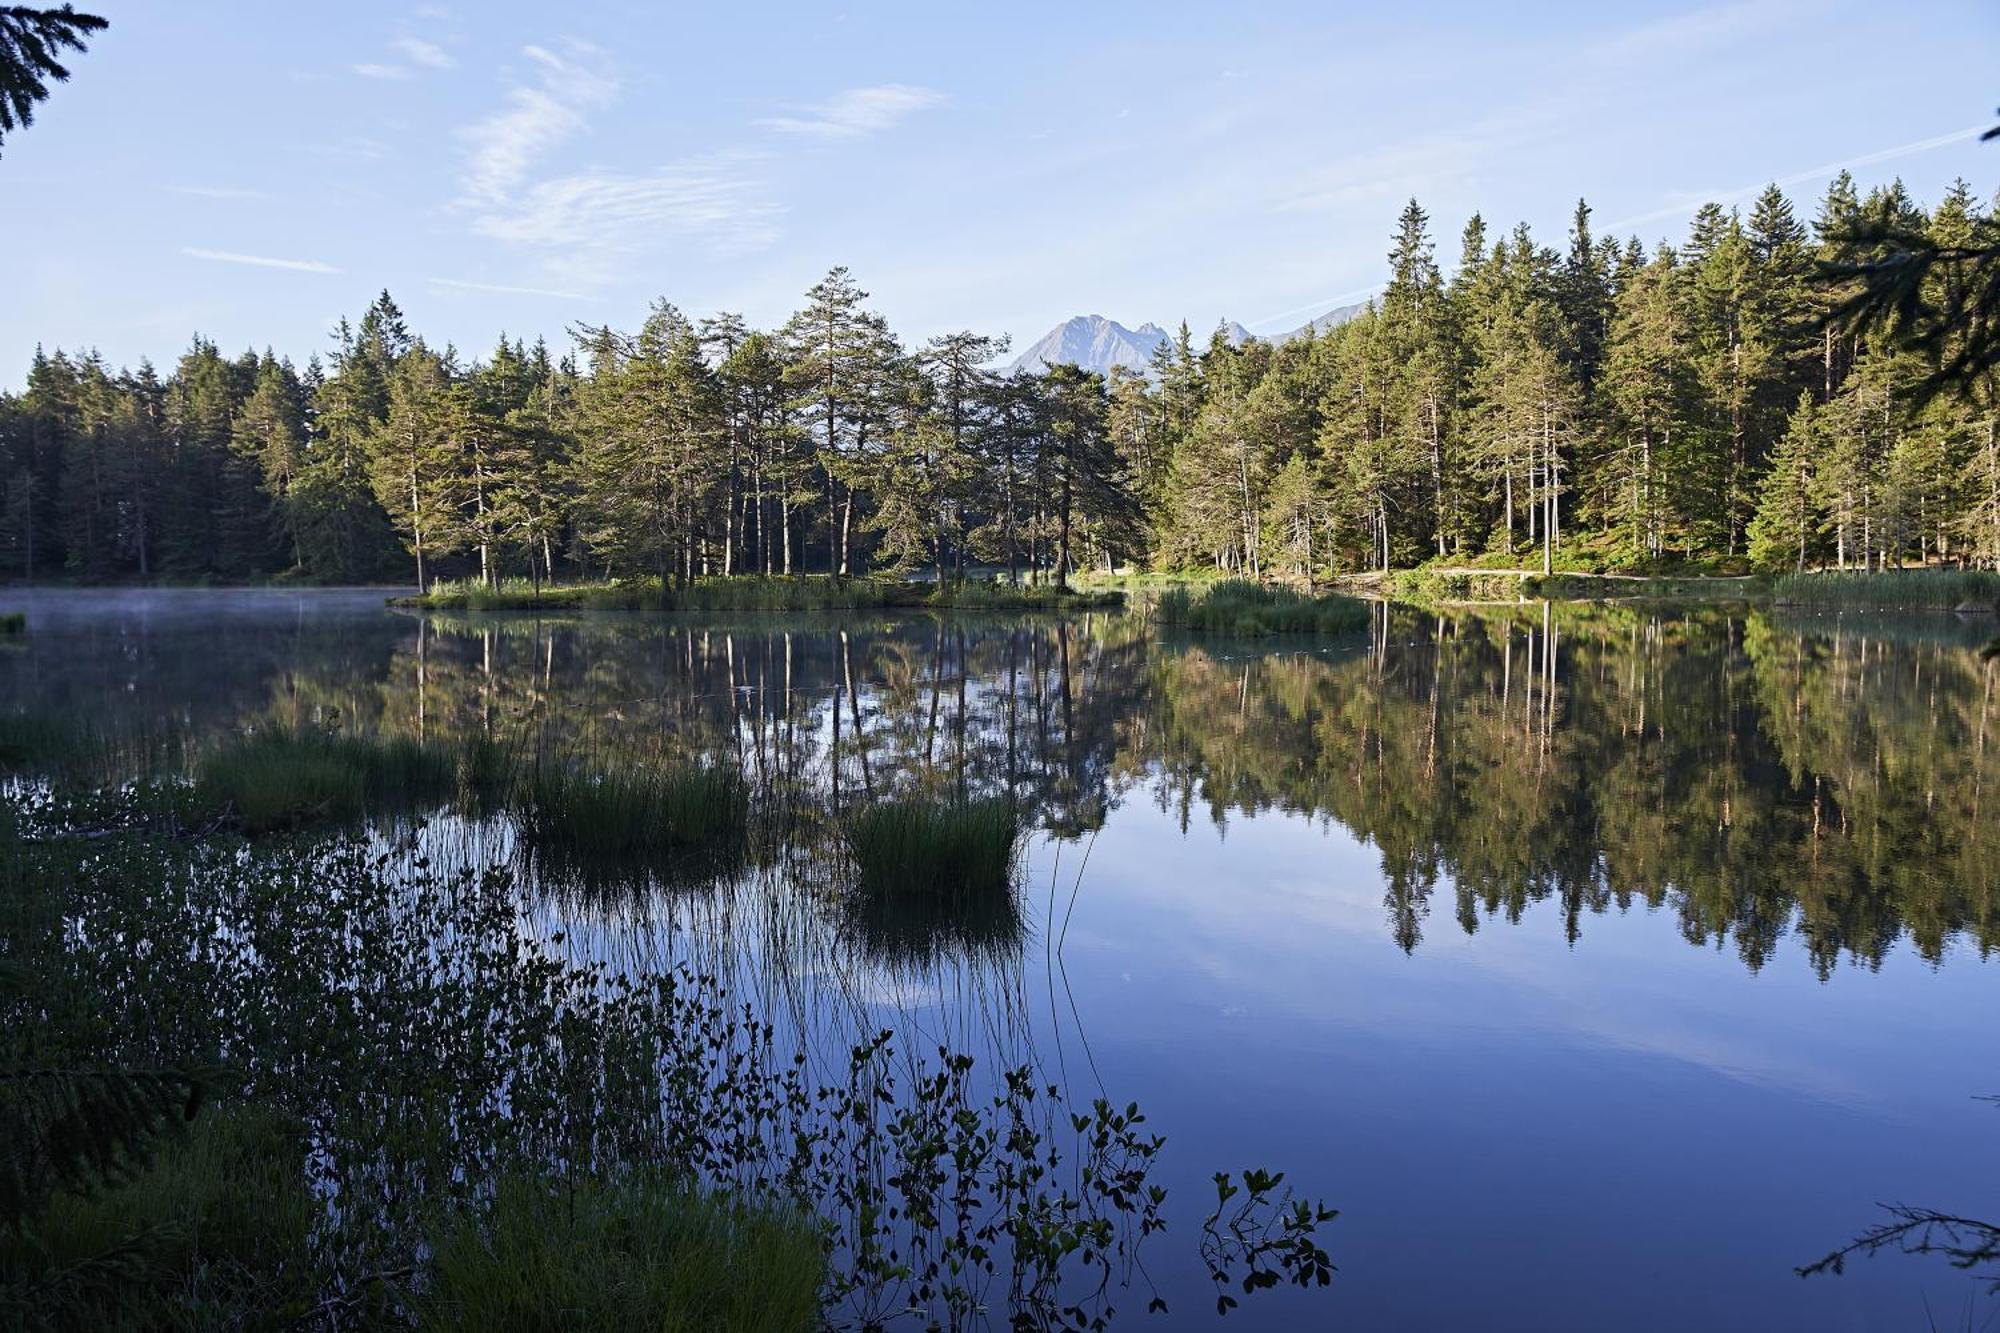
414 1173 823 1333
844 796 1022 901
514 761 749 858
192 728 458 833
1154 579 1370 636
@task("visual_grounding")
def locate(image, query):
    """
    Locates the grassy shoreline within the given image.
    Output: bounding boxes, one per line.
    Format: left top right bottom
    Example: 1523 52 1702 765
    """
391 574 1122 614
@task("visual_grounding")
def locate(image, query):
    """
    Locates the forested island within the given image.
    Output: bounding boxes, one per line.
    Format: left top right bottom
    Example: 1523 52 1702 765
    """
2 176 1994 592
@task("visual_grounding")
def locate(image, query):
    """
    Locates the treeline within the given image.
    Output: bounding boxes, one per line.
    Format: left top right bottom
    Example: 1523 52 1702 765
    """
1 172 1993 586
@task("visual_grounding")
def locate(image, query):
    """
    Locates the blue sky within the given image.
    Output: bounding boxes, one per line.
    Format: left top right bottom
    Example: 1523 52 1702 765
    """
3 0 1997 378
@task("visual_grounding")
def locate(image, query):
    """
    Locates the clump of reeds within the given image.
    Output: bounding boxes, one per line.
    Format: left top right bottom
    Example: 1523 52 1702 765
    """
924 581 1123 612
843 796 1022 901
192 728 458 833
414 1174 824 1333
514 761 749 857
1155 579 1370 636
1771 568 2000 611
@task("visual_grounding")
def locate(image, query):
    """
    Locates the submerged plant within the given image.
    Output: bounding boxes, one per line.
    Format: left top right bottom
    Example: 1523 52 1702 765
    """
843 796 1022 901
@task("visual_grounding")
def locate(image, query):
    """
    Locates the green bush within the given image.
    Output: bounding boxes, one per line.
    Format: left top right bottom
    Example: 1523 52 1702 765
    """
414 1174 823 1333
844 796 1022 901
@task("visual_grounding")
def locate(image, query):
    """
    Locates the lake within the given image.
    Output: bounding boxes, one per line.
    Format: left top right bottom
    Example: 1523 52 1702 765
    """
5 587 1997 1330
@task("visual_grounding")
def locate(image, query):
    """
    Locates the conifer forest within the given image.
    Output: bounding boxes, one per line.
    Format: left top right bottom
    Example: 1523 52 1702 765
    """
7 178 1995 590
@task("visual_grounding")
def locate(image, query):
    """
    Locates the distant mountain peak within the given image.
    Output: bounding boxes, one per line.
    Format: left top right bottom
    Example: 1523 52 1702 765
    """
1008 300 1369 378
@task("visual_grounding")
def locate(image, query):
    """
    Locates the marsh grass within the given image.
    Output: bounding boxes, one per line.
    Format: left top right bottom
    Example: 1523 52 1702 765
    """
0 613 23 634
10 1106 324 1329
844 797 1022 901
1155 580 1370 636
192 728 459 833
514 761 749 861
415 1174 823 1333
403 575 1122 615
0 713 84 771
1772 568 2000 610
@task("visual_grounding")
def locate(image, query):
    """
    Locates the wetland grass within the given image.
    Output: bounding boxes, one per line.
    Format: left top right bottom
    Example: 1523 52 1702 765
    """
0 612 23 634
416 1175 823 1333
1771 567 2000 611
843 796 1022 902
1154 579 1370 636
514 761 749 859
400 574 1121 615
191 729 461 833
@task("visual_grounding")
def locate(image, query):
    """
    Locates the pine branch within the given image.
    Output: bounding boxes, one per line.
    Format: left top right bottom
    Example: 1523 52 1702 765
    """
0 1063 229 1231
0 5 109 144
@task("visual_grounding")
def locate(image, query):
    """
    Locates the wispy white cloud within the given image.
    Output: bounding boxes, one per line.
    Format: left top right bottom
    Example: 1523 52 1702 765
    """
428 276 590 301
757 84 943 138
352 62 411 81
392 37 455 70
1605 124 1990 230
453 45 776 289
182 248 340 274
472 158 781 268
458 42 617 204
169 185 268 201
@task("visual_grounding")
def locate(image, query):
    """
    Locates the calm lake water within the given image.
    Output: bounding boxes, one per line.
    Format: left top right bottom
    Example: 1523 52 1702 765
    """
6 587 1998 1330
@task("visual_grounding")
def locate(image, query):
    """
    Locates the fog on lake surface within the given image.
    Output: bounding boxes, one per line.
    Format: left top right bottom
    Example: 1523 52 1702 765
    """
5 586 1997 1331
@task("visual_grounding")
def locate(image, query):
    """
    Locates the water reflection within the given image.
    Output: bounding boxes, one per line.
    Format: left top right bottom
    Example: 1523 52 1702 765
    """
5 596 1998 973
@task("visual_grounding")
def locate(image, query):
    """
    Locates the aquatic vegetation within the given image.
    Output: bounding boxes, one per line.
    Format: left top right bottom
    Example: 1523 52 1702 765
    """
1771 567 2000 610
0 713 82 772
191 727 457 833
400 574 1122 615
4 1106 324 1331
844 796 1022 901
1154 579 1370 636
0 613 23 634
416 1174 823 1333
0 810 1336 1329
514 760 749 857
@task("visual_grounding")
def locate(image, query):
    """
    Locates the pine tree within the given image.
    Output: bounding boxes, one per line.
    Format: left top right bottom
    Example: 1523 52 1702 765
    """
1747 391 1824 572
366 344 459 590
